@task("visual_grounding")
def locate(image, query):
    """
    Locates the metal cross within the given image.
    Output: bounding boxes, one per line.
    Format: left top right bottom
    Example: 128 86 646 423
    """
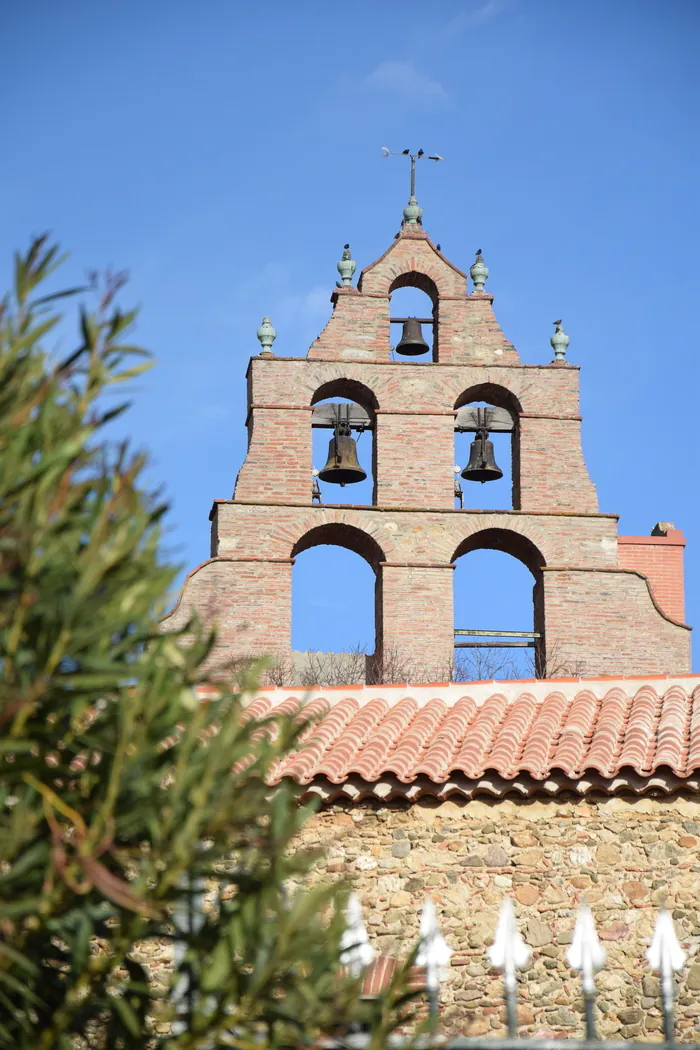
381 147 443 198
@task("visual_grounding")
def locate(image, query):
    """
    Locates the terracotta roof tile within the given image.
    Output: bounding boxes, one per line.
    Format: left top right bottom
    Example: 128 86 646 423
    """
688 686 700 770
362 956 395 997
518 691 568 778
348 697 418 781
549 689 598 774
361 956 425 996
654 684 690 774
231 674 700 796
615 685 658 773
487 693 537 777
449 694 507 777
412 697 471 781
317 698 389 782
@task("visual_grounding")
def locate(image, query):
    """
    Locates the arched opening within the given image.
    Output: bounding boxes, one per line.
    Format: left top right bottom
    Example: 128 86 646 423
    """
290 524 384 686
311 380 377 506
452 529 545 680
454 385 522 511
389 272 438 362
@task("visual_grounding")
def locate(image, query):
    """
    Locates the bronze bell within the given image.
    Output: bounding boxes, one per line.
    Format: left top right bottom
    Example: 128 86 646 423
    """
395 317 430 356
461 429 503 484
318 422 367 487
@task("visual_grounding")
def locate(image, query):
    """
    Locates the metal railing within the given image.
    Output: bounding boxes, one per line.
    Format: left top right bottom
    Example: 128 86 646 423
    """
454 630 540 649
340 897 700 1048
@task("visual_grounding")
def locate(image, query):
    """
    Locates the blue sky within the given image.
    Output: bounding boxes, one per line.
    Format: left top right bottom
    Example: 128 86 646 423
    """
2 1 699 674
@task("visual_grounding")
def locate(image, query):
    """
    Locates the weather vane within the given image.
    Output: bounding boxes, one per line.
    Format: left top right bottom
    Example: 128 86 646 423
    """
384 149 442 203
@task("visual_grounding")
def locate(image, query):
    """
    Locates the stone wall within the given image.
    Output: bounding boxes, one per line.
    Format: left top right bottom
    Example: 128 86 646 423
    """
295 793 700 1042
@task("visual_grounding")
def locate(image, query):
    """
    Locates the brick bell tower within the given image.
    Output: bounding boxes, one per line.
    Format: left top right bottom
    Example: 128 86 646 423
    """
164 175 691 680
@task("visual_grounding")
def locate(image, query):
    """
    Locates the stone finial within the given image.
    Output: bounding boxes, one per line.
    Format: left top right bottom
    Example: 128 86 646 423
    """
550 319 570 362
470 249 489 291
256 316 276 356
403 195 423 225
336 243 356 286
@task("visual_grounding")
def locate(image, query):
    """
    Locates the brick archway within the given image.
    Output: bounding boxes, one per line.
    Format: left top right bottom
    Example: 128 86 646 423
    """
310 378 379 412
291 522 386 662
452 528 546 676
291 522 386 571
359 235 465 300
309 381 378 506
389 270 439 305
454 383 523 415
454 385 523 510
451 527 546 576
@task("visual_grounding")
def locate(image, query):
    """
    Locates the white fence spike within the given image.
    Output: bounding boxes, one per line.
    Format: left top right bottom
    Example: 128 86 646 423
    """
416 896 453 992
488 898 531 977
646 910 686 975
340 892 376 977
567 904 606 994
647 909 686 1042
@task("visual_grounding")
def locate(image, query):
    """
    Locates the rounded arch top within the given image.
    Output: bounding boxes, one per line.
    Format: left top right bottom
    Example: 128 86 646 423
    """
389 271 439 305
291 522 386 571
451 528 546 579
454 383 523 416
310 378 379 412
358 232 467 300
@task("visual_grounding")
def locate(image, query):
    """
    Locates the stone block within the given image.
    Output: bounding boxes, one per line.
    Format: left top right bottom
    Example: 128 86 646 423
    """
526 916 553 948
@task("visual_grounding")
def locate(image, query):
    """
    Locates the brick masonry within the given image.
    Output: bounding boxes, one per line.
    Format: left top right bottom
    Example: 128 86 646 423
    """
165 502 690 677
618 530 687 624
163 219 691 679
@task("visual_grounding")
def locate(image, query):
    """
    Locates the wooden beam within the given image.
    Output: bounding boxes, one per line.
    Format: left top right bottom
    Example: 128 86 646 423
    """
454 629 541 638
389 317 434 324
454 405 514 433
311 403 373 430
454 641 534 648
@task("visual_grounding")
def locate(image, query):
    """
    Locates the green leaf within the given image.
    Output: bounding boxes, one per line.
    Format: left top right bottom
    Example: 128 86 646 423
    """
200 939 232 992
70 911 92 975
0 898 44 918
0 941 39 975
32 285 90 306
107 994 141 1037
0 741 35 754
0 967 44 1005
0 235 385 1050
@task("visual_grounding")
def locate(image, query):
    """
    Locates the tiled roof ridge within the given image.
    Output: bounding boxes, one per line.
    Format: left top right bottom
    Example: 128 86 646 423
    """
196 674 700 796
299 768 700 804
207 671 700 707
